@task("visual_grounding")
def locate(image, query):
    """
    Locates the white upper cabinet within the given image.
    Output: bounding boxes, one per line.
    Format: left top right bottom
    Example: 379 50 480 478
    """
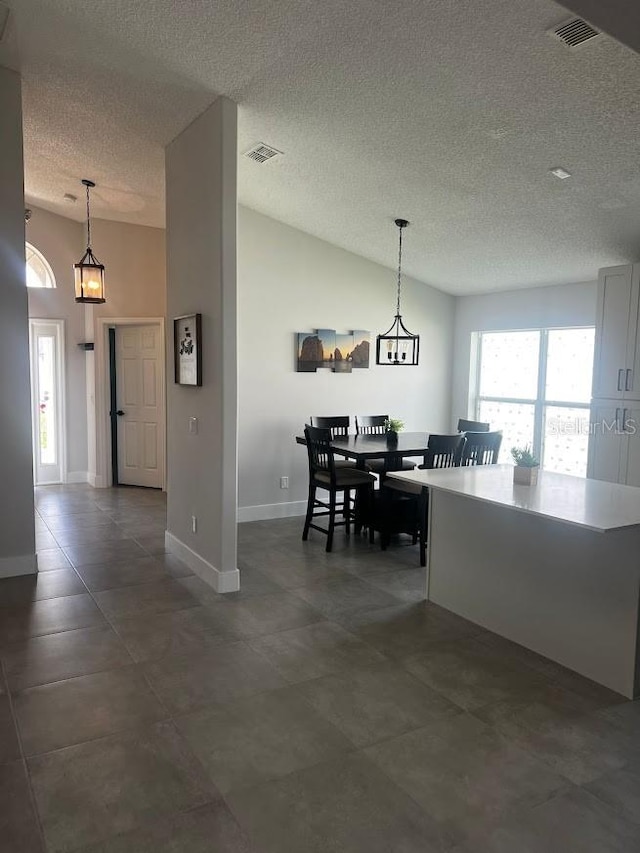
592 264 640 400
589 263 640 486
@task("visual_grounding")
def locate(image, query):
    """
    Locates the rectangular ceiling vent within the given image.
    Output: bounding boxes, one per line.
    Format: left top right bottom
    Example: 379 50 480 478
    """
549 17 601 48
243 143 283 164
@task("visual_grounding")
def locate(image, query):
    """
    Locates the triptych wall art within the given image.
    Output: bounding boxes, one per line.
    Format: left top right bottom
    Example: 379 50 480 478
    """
296 329 370 373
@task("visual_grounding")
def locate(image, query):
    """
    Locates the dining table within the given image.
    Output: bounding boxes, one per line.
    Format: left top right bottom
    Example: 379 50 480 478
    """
296 431 431 469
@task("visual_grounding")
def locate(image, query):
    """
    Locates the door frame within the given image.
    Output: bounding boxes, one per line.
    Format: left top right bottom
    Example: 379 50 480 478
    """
93 317 166 489
29 318 67 485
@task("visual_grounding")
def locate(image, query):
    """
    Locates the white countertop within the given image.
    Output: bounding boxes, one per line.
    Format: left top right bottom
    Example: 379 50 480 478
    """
386 465 640 533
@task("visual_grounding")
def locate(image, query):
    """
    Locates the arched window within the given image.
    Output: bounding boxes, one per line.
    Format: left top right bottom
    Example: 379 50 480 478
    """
25 242 56 289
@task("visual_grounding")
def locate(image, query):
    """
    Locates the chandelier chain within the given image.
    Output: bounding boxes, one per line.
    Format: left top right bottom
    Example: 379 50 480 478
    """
86 182 91 249
396 223 403 316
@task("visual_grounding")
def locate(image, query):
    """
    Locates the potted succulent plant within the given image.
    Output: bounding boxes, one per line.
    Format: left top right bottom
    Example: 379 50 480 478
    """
384 417 404 446
511 445 540 486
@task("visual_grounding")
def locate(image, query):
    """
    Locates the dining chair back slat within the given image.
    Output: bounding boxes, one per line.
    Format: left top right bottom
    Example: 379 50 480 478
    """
355 415 388 435
420 433 466 469
310 415 350 437
461 430 503 466
305 424 335 476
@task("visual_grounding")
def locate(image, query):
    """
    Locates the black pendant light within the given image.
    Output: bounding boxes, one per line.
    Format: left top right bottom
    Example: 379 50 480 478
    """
74 179 105 304
376 218 419 366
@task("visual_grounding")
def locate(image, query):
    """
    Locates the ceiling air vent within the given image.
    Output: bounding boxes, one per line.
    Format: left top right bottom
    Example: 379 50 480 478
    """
243 143 283 164
550 17 601 48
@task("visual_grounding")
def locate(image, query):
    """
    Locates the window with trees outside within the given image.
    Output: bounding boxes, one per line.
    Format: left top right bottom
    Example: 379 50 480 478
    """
26 242 56 289
475 328 595 476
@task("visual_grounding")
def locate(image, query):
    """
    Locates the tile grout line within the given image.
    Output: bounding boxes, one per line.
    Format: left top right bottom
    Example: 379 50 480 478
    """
51 544 179 725
0 656 49 852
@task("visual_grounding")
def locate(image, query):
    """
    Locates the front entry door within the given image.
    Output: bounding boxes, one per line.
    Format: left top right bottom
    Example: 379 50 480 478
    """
29 319 65 485
115 324 164 488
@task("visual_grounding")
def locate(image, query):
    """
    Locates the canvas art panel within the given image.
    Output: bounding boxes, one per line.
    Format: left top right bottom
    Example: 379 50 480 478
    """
296 328 370 372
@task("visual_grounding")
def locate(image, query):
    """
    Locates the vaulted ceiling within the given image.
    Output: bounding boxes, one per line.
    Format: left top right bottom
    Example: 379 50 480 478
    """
3 0 640 293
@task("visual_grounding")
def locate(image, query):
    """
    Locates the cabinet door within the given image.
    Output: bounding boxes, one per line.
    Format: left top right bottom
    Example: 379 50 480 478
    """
622 406 640 487
592 266 634 400
588 403 624 484
625 265 640 399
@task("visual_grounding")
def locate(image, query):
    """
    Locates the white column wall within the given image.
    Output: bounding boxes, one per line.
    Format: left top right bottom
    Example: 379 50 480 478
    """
0 67 36 577
165 97 238 593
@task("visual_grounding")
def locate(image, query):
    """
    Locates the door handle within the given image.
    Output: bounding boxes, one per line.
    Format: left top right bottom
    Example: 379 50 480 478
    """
615 408 621 432
618 369 624 391
110 410 125 417
623 409 628 432
626 369 633 392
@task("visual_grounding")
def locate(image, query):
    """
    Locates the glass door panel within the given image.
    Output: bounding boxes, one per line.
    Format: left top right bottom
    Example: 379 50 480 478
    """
37 335 57 466
30 320 65 485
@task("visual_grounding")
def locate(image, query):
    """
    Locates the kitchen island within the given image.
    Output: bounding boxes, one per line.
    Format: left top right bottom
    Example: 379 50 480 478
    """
387 464 640 698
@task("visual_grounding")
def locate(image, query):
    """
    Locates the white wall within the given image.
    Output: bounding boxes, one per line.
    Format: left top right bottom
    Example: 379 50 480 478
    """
91 218 166 320
0 67 36 576
452 280 598 423
237 207 456 519
165 97 238 592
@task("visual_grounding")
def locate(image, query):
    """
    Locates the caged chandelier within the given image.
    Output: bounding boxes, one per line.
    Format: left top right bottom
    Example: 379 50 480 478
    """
376 218 419 366
74 179 106 303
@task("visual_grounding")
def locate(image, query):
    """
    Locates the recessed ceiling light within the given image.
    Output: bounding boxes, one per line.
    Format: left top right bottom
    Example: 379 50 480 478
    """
63 193 77 203
550 167 572 180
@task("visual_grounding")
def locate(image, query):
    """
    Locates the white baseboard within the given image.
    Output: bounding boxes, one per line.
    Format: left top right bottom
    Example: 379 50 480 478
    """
238 500 306 523
0 553 38 578
88 473 108 488
65 471 89 484
165 531 239 593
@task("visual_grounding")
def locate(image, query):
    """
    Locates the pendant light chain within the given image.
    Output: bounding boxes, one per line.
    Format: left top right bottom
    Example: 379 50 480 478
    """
396 224 403 316
86 182 92 249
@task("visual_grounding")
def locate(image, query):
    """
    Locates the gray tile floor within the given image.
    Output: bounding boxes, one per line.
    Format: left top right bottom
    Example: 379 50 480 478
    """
2 485 640 851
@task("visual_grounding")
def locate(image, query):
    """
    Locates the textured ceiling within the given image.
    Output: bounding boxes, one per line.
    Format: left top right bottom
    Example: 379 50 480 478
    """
4 0 640 294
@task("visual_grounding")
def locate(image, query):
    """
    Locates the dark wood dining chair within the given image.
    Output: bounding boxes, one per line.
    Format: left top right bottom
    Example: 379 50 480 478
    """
302 424 376 552
379 433 465 566
310 415 350 436
460 430 502 466
355 415 416 477
310 416 358 469
457 418 490 433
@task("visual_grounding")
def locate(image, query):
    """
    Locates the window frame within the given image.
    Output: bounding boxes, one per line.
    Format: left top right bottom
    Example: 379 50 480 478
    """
25 242 56 289
474 326 595 469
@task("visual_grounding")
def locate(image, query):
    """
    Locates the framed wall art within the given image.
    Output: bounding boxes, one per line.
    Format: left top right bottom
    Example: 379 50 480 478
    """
296 328 370 373
174 313 202 386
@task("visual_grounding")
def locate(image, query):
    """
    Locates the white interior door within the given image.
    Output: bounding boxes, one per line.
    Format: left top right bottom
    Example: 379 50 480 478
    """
29 319 65 485
115 324 164 488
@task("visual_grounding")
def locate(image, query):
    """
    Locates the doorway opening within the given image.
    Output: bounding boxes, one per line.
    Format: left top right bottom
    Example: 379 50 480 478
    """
29 319 66 485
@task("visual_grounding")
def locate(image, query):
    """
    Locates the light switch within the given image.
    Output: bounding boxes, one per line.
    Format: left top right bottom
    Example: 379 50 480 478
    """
189 417 198 435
